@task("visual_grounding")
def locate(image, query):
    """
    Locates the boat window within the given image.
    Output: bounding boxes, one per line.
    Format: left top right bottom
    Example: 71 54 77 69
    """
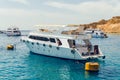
29 35 36 39
100 32 104 35
37 37 49 41
29 35 49 41
57 38 62 46
13 28 16 30
13 31 19 33
50 38 56 43
83 39 91 46
36 36 42 40
68 39 75 48
7 31 12 32
42 37 49 41
77 39 85 45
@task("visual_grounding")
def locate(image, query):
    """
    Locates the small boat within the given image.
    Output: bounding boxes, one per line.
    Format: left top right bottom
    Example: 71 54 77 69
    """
6 27 21 36
21 26 105 60
84 29 108 38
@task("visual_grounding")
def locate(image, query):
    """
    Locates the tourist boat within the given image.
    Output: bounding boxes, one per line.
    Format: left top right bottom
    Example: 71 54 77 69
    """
6 27 21 36
84 29 108 38
21 26 105 60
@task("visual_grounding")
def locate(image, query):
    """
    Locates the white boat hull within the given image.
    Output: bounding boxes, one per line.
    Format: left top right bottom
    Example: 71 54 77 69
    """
21 39 104 60
25 41 83 60
84 29 108 38
6 32 21 36
6 27 21 36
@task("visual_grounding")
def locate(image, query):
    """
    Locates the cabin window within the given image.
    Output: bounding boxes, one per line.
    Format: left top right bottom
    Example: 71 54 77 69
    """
83 39 92 47
50 38 56 43
100 32 104 35
36 36 41 40
36 36 49 41
68 39 75 48
57 38 62 46
29 35 35 39
13 31 19 33
40 37 49 41
13 28 17 30
7 31 12 32
29 35 49 41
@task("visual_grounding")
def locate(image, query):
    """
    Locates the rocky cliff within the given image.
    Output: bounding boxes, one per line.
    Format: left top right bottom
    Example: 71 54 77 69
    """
63 16 120 35
80 16 120 33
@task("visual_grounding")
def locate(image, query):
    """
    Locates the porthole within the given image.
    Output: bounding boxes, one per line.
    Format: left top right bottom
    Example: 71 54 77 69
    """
57 47 59 50
71 50 75 54
22 40 25 42
36 42 39 45
31 42 34 45
43 44 46 46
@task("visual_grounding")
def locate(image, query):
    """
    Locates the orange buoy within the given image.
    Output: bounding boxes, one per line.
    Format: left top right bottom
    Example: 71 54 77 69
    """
7 44 14 50
85 62 99 71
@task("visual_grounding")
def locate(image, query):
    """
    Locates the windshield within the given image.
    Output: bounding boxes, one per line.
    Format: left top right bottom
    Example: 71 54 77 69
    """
76 39 91 46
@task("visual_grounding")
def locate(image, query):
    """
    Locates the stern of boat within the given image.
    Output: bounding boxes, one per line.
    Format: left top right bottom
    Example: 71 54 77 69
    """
76 44 105 60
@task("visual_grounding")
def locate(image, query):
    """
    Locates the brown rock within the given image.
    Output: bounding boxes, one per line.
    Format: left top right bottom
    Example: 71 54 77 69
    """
81 16 120 33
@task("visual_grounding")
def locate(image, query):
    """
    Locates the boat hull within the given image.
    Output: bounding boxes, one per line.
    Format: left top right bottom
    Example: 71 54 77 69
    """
21 36 105 60
6 32 21 36
23 40 85 60
92 34 105 38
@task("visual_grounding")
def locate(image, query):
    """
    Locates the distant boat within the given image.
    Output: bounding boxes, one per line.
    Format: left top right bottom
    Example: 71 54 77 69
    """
6 27 21 36
21 26 105 60
84 29 108 38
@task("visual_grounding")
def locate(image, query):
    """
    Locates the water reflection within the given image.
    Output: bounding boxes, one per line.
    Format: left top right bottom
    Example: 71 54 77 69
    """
24 52 86 80
85 71 99 80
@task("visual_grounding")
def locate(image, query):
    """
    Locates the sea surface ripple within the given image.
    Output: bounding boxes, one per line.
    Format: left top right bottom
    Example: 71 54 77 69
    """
0 32 120 80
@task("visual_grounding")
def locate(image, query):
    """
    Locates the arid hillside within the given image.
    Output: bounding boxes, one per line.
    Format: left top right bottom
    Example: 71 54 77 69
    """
80 16 120 33
62 16 120 35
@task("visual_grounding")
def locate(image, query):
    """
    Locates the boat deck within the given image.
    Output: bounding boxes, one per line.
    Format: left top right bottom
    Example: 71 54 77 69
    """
75 44 102 57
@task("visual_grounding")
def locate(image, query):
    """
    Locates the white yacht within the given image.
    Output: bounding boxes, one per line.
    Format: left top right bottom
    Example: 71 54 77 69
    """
6 27 21 36
21 26 105 60
84 29 108 38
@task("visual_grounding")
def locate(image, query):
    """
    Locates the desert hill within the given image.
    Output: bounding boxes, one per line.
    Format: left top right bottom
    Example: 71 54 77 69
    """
80 16 120 33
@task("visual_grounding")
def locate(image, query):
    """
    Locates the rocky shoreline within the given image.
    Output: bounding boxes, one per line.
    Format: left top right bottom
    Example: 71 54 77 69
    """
81 16 120 33
67 16 120 34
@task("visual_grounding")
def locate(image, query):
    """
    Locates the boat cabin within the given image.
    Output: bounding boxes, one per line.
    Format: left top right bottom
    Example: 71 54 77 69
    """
28 32 92 49
21 26 105 60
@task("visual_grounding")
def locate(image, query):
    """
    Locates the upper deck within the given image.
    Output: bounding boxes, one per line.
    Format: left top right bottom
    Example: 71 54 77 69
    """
29 30 91 40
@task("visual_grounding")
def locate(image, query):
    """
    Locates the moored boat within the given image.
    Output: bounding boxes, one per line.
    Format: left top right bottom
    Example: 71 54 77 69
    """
6 27 21 36
21 26 105 60
84 29 108 38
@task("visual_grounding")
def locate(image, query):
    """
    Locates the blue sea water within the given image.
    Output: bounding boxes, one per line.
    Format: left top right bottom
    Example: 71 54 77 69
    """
0 32 120 80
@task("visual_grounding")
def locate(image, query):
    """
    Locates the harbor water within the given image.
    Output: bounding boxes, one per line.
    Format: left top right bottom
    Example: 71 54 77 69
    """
0 32 120 80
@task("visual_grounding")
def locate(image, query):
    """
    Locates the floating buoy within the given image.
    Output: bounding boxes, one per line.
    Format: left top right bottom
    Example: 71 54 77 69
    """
85 62 99 71
7 44 14 50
